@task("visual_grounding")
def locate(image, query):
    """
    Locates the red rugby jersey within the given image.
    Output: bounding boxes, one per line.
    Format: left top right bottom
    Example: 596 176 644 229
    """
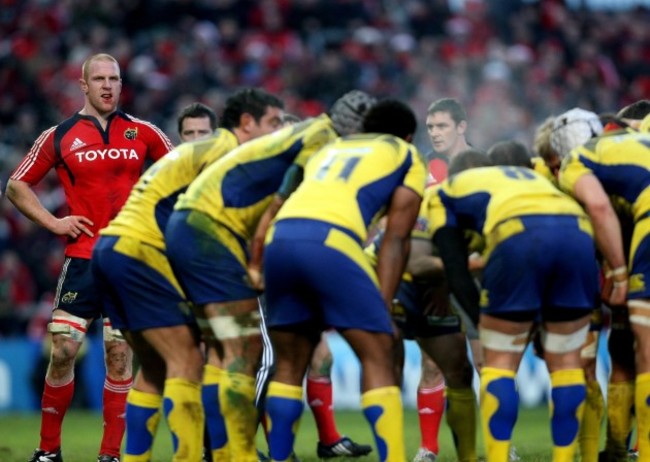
11 111 173 259
427 151 449 184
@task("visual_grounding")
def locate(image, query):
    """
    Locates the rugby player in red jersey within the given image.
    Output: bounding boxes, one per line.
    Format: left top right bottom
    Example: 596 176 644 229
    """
7 53 173 462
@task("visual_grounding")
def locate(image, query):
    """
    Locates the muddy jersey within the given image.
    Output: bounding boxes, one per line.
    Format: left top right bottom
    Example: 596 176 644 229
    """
101 129 239 250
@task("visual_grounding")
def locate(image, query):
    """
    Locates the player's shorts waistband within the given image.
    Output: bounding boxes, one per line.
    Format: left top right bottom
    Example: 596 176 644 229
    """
270 218 362 245
487 214 592 249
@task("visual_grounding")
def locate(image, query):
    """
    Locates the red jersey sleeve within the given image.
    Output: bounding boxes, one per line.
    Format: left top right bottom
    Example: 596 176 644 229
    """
10 126 58 185
129 115 174 161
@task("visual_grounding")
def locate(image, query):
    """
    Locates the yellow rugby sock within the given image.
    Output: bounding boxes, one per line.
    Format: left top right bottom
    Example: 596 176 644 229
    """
606 381 634 460
480 367 518 462
361 386 405 462
579 379 603 461
163 378 204 462
123 389 162 462
446 386 478 462
219 372 258 462
203 365 229 461
266 381 304 462
636 373 650 460
549 369 585 462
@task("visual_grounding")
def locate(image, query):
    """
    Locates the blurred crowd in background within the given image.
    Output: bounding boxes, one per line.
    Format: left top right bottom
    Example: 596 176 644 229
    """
0 0 648 338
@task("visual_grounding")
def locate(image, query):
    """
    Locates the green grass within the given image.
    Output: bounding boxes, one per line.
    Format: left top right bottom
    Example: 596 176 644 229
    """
0 407 562 461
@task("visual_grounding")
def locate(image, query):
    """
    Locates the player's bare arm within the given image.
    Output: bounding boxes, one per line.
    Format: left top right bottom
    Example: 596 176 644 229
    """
433 226 480 326
249 164 304 290
248 194 285 291
406 238 444 281
573 173 628 306
377 186 422 308
6 179 94 238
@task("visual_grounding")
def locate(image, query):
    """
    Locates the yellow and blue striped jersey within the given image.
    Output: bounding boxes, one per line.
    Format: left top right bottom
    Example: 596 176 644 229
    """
174 114 338 240
425 166 588 239
531 156 557 185
276 133 427 243
101 129 239 249
560 131 650 221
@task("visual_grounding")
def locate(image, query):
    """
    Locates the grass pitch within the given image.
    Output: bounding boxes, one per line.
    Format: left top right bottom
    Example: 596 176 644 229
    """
0 406 566 461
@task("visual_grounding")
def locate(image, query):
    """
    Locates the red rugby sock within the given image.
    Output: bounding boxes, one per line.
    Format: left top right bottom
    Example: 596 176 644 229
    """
40 378 75 452
307 377 341 445
99 377 132 456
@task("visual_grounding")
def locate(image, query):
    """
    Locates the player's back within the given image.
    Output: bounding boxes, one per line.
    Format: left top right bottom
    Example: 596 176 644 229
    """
102 130 238 248
174 114 337 239
560 131 650 220
431 166 586 236
276 133 426 243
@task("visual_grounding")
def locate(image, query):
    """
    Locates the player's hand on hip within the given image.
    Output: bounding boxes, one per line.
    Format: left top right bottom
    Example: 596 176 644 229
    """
54 215 95 238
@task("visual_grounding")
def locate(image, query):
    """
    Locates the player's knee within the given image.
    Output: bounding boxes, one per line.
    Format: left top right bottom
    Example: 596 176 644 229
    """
104 341 133 378
309 344 333 377
442 358 474 388
419 362 444 388
181 347 205 373
48 344 77 373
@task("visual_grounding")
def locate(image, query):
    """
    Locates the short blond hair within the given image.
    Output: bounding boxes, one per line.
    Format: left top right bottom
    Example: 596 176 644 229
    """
81 53 119 80
533 116 555 161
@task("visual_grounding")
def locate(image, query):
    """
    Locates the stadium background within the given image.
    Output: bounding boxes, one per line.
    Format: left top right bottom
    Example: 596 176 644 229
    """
0 0 648 412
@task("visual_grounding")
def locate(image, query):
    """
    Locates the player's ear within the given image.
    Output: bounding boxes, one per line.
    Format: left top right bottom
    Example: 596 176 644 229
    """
239 112 254 132
79 78 89 94
457 120 468 135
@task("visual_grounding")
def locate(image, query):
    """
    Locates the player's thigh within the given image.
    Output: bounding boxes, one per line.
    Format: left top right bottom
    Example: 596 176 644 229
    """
55 256 103 320
418 333 473 387
92 236 195 332
269 328 319 385
339 328 397 389
126 331 166 391
628 216 650 300
166 210 257 305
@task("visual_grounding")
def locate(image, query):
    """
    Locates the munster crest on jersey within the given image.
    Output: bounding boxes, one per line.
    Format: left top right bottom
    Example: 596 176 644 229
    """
124 128 138 140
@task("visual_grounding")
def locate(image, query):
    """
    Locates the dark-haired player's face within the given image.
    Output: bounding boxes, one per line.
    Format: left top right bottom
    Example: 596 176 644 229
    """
180 116 214 142
426 111 466 158
250 106 284 138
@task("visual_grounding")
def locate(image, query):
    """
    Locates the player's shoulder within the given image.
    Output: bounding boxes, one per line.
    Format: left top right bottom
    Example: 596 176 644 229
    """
299 114 338 142
120 111 171 140
195 128 239 152
49 113 86 137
